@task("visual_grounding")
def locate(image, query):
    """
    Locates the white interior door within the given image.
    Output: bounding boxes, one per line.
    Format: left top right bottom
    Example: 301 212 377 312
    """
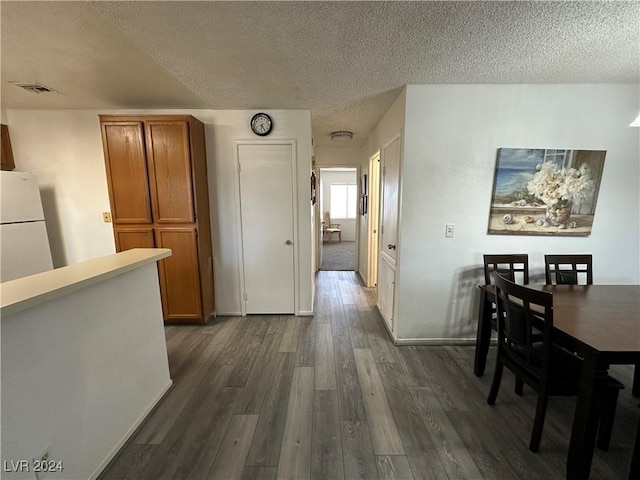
238 143 295 314
380 137 400 264
377 136 401 332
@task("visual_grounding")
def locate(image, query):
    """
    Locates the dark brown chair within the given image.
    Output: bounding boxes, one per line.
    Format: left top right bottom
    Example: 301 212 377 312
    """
544 254 593 285
484 254 529 285
488 272 624 452
474 254 529 378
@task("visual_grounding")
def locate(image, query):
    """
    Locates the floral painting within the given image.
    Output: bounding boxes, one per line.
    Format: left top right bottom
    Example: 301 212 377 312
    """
487 148 606 236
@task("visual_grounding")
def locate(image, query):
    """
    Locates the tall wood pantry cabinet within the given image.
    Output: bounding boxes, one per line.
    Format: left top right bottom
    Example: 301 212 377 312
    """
99 115 214 323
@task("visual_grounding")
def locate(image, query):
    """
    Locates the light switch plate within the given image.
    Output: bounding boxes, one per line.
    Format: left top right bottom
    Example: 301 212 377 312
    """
445 223 455 238
102 212 112 223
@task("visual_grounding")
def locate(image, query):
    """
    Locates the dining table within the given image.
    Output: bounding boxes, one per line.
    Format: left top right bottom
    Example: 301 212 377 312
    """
474 283 640 480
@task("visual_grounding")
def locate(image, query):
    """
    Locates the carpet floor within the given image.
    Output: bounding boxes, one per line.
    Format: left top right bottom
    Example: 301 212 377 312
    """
320 241 356 271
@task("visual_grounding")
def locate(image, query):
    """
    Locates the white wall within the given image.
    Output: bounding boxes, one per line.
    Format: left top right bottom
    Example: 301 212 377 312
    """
320 169 357 241
397 84 640 340
5 109 313 316
1 263 170 480
7 111 115 267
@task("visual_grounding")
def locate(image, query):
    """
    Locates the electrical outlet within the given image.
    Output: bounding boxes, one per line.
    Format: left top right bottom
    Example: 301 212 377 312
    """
33 446 50 480
445 223 455 238
102 212 112 223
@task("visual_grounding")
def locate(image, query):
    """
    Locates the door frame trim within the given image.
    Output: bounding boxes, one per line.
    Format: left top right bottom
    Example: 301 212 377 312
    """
317 165 361 274
233 139 299 316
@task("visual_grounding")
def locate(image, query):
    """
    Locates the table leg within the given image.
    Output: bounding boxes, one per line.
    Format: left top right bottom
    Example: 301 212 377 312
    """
566 354 608 480
474 289 492 377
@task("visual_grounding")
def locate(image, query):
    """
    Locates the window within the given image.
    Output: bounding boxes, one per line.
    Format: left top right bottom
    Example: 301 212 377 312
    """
544 149 568 168
330 183 357 219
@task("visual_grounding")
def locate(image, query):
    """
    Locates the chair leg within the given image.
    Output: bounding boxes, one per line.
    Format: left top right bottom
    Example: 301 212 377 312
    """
515 377 524 396
529 392 549 452
487 360 504 405
474 291 492 377
630 419 640 480
597 388 620 451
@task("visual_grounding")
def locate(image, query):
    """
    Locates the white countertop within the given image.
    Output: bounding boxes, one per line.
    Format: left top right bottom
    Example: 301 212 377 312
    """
1 248 171 317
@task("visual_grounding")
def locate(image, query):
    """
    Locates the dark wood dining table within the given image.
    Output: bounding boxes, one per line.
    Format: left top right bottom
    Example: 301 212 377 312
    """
475 284 640 480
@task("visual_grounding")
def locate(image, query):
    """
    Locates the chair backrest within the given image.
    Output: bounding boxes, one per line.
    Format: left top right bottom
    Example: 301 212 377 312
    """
323 211 330 229
544 254 593 285
493 272 554 384
483 254 529 286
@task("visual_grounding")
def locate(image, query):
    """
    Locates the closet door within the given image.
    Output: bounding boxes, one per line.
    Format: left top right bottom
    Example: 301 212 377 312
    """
155 227 202 321
101 122 152 225
145 121 195 224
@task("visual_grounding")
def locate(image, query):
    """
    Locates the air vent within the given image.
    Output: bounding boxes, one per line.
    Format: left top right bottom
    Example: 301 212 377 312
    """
9 82 63 95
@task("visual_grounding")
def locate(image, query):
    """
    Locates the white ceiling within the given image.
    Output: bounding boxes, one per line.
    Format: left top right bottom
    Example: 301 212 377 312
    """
2 1 638 146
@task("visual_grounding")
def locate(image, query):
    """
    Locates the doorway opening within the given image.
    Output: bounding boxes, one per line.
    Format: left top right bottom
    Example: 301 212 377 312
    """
319 167 358 271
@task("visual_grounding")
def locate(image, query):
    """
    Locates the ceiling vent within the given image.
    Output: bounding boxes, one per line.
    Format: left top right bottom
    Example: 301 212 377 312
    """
9 82 63 95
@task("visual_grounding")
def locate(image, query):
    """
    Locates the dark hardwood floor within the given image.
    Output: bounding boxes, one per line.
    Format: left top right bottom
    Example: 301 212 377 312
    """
100 271 638 479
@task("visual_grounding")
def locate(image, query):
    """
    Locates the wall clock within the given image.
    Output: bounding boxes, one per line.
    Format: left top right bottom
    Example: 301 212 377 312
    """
250 112 273 136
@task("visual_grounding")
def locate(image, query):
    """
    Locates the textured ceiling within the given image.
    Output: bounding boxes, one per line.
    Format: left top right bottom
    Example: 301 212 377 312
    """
2 1 638 146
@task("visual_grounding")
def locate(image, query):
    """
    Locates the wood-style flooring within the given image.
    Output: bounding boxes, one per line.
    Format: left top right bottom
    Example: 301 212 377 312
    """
100 271 638 480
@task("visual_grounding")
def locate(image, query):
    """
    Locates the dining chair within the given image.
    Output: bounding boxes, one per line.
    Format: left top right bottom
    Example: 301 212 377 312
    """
474 254 530 379
484 254 530 285
488 272 624 452
322 211 342 243
544 254 593 285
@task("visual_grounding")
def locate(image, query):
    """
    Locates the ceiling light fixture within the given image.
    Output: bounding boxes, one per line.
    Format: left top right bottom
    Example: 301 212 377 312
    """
330 130 353 141
629 114 640 127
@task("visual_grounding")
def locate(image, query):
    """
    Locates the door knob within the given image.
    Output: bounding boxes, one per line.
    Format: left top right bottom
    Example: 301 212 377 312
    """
387 243 396 250
285 240 293 245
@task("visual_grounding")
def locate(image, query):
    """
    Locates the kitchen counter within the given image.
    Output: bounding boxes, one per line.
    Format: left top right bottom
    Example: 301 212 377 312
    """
1 248 173 480
1 248 171 316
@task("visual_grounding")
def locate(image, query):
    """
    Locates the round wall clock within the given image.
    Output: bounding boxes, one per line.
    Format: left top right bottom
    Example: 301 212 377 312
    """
250 112 273 136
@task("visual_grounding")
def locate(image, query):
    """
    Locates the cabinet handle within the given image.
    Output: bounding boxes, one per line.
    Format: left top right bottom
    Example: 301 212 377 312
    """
387 243 396 250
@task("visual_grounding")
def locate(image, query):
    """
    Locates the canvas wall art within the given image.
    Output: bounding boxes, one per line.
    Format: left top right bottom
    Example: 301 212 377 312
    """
487 148 605 236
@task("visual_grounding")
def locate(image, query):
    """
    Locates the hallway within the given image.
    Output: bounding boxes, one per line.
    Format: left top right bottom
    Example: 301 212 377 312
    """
100 271 636 479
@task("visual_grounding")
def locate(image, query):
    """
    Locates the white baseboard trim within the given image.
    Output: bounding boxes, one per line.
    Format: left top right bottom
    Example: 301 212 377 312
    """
215 311 243 317
91 380 173 479
394 338 479 346
298 310 314 316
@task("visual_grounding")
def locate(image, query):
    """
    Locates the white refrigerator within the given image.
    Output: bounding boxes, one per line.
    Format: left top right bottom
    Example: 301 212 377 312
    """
0 171 54 282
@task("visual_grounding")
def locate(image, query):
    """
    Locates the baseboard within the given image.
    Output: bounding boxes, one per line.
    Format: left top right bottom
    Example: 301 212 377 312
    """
90 380 173 479
298 310 314 316
394 337 479 346
216 311 242 317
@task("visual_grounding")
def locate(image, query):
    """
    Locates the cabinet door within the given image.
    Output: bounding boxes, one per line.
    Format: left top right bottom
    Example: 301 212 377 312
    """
114 227 155 252
101 122 152 224
1 124 16 171
145 121 195 224
155 227 202 321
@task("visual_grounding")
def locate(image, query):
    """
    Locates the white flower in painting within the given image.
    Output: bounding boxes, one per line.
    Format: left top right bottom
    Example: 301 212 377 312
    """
527 161 594 208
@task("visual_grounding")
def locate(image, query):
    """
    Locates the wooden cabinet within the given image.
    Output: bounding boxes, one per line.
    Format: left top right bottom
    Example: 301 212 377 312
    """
1 124 16 171
100 115 214 323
